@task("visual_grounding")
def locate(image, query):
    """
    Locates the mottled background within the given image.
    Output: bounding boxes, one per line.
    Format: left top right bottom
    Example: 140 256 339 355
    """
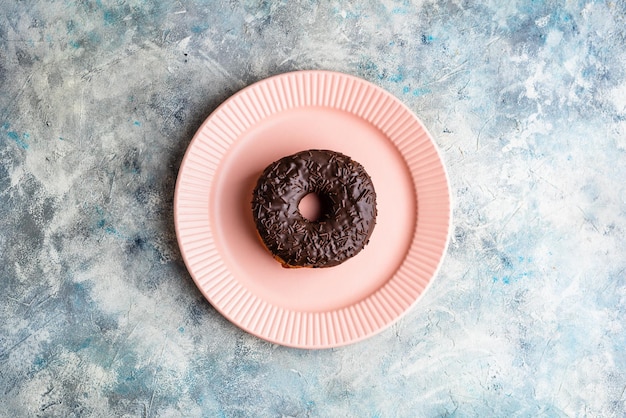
1 0 625 416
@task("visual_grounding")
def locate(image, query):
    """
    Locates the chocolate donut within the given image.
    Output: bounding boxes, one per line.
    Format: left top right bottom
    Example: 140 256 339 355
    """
251 149 377 268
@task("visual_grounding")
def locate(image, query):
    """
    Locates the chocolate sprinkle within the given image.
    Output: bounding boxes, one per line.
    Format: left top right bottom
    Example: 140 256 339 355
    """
251 149 377 268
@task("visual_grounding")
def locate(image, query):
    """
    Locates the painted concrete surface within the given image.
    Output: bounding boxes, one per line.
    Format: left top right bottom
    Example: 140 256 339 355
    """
1 0 625 416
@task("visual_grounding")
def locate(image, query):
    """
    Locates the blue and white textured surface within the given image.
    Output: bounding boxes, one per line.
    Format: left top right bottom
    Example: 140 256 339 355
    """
1 0 625 416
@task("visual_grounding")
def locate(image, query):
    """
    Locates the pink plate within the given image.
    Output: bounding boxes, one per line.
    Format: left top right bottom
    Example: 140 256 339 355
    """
174 70 451 348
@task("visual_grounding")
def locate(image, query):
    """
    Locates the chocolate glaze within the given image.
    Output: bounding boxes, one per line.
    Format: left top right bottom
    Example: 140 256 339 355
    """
251 149 377 268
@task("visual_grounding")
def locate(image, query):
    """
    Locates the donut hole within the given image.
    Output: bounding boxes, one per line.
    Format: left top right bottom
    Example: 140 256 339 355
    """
298 192 324 222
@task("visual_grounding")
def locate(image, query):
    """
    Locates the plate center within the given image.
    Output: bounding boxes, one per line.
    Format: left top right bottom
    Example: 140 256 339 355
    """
210 106 416 312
